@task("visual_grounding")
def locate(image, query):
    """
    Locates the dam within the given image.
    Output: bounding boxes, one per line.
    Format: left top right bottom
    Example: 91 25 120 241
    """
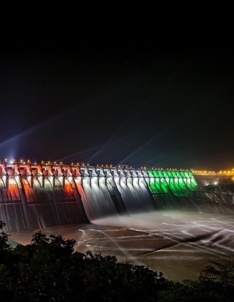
1 161 234 232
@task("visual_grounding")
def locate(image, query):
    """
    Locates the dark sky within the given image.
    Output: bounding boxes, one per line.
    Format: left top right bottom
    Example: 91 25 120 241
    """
0 39 233 170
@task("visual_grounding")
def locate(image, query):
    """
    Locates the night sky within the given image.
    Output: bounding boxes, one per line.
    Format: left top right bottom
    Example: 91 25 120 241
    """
0 40 233 170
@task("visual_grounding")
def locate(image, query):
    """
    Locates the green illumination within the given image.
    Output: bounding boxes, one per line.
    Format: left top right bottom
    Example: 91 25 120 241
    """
149 179 157 193
155 178 163 192
168 179 178 196
147 169 198 197
164 177 190 197
149 178 163 193
153 171 160 177
177 172 184 178
168 179 181 197
148 171 154 177
178 178 190 196
149 177 169 193
160 178 169 193
158 171 164 177
186 177 198 191
167 171 173 177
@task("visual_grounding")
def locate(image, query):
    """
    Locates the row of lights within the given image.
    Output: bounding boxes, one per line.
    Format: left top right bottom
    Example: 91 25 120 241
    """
1 159 84 167
218 170 234 174
117 165 133 169
40 160 60 165
193 170 234 174
2 160 234 174
1 159 32 164
192 170 216 174
71 163 90 167
96 164 113 168
150 168 191 171
1 160 115 169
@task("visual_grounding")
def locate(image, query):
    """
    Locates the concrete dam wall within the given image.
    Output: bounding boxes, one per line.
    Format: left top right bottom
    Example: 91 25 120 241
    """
0 162 232 232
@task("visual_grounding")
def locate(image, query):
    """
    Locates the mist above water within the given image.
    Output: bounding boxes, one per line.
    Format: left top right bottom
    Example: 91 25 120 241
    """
82 210 234 281
10 210 234 282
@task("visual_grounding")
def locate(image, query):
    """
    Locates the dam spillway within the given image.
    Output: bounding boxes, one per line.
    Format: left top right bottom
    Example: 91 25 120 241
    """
0 162 231 232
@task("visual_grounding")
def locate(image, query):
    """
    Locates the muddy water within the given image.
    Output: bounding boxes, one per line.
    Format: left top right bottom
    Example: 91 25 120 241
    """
9 210 234 281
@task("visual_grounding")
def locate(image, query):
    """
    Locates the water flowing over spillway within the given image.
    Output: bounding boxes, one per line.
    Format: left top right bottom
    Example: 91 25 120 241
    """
1 162 233 232
4 162 234 282
75 176 119 221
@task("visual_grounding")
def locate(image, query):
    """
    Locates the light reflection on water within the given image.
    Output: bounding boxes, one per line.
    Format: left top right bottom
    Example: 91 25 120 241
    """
9 210 234 281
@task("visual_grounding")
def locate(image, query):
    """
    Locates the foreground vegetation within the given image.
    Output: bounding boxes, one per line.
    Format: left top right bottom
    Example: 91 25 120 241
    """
1 221 234 301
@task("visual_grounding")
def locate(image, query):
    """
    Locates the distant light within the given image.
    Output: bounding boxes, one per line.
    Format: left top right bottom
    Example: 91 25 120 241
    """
214 181 218 185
